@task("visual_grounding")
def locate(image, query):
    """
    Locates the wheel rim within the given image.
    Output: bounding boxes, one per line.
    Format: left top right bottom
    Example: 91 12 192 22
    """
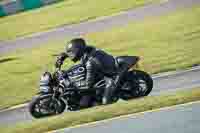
135 78 148 96
34 98 57 115
121 71 153 100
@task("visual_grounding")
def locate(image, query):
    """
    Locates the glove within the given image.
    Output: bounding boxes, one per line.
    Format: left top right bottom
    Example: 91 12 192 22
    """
55 58 63 68
55 52 67 68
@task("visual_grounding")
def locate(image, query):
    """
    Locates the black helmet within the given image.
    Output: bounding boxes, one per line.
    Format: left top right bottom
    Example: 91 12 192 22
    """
65 38 86 62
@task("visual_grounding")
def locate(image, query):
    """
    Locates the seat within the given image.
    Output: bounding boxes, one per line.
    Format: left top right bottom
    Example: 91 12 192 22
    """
115 56 140 70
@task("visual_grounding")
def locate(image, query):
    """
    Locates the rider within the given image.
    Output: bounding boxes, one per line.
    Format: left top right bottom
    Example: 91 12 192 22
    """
55 38 116 104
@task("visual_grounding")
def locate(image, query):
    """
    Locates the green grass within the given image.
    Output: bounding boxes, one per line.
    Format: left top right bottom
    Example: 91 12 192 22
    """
86 6 200 74
1 88 200 133
0 0 158 41
0 6 200 110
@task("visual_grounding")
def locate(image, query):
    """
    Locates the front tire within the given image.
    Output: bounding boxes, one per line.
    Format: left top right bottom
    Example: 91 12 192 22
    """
29 94 66 118
121 70 153 100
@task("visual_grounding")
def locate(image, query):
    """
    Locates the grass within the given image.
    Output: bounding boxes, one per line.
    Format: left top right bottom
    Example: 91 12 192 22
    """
0 0 158 41
0 6 200 109
1 88 200 133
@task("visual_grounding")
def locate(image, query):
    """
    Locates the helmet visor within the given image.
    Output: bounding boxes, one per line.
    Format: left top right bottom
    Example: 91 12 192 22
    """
66 43 78 60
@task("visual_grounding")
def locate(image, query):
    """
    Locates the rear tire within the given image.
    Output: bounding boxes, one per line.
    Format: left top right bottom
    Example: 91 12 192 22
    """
29 94 66 118
120 70 153 100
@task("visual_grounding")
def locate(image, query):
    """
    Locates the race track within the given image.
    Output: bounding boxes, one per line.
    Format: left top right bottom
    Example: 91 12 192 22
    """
54 101 200 133
0 0 200 129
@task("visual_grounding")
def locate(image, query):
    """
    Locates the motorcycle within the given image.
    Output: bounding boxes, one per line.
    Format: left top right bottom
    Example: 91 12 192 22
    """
29 56 153 118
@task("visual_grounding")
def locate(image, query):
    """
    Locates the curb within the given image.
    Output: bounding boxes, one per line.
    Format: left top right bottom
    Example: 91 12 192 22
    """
0 65 200 113
0 0 63 17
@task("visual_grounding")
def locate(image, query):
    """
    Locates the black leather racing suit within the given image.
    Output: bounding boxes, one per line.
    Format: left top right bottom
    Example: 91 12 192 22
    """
80 46 117 104
57 46 116 104
81 46 115 87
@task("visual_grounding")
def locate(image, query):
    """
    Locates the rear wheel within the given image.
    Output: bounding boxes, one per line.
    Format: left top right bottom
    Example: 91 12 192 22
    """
29 94 66 118
120 70 153 100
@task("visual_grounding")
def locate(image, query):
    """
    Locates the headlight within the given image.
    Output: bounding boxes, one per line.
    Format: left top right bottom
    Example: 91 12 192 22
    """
39 72 52 93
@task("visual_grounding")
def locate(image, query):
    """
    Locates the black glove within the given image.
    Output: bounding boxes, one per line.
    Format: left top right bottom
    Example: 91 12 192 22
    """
55 52 68 68
55 59 62 68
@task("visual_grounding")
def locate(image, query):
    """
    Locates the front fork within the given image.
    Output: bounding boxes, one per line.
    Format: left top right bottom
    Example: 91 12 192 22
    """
38 89 61 110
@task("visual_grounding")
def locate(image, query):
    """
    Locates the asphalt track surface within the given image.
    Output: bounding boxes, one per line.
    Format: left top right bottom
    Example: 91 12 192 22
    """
0 67 200 127
0 0 200 55
54 101 200 133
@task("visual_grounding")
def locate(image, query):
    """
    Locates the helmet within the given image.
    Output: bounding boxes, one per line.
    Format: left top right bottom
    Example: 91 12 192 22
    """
65 38 86 62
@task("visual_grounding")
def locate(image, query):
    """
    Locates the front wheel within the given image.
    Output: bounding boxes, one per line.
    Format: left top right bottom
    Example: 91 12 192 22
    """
29 94 66 118
120 70 153 100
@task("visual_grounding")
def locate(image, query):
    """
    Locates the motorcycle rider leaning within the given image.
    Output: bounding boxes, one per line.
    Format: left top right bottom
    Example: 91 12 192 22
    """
55 38 117 105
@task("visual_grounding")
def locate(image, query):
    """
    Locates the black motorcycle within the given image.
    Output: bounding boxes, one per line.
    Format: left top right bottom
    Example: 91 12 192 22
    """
29 56 153 118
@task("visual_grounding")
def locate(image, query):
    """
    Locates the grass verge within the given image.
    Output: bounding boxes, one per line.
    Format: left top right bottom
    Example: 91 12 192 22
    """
0 6 200 109
1 88 200 133
0 0 158 41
